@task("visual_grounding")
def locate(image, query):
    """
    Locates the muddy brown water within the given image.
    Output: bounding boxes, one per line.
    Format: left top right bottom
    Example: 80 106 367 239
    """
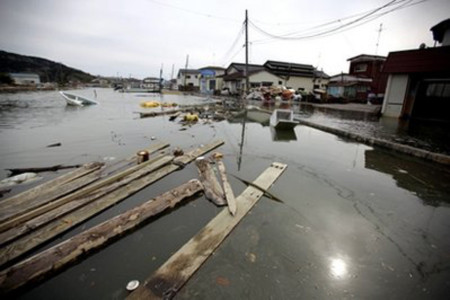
1 89 449 299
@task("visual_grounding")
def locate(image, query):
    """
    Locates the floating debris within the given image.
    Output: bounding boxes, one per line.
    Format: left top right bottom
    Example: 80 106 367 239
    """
126 280 140 291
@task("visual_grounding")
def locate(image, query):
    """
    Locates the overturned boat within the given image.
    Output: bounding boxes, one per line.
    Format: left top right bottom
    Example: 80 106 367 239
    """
270 109 298 130
59 91 98 106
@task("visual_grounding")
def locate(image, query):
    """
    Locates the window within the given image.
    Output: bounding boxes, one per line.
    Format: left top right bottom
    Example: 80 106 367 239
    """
278 81 282 85
426 82 450 97
262 81 272 87
186 75 191 79
354 64 368 72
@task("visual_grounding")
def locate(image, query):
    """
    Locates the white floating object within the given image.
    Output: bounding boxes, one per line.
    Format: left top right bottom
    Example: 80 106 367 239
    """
126 280 140 291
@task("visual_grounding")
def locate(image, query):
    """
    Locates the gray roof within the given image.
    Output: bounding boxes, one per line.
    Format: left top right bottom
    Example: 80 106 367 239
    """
263 60 314 77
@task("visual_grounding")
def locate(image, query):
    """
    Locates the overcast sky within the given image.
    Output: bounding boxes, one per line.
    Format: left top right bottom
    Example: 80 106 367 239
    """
0 0 448 79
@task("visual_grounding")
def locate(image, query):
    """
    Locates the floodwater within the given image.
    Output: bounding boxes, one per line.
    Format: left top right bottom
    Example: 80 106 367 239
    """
293 103 450 155
1 89 450 299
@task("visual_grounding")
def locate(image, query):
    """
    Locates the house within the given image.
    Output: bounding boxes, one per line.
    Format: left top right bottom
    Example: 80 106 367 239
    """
221 61 326 95
176 69 201 91
198 66 225 94
90 77 109 87
9 73 40 85
327 73 372 101
313 69 330 91
381 19 450 122
221 63 275 94
141 77 160 90
326 54 387 102
348 54 388 99
263 60 315 91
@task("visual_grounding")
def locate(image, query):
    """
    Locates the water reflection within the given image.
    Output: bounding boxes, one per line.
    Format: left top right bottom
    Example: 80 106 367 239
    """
365 149 450 206
330 257 348 279
270 127 297 141
237 109 247 171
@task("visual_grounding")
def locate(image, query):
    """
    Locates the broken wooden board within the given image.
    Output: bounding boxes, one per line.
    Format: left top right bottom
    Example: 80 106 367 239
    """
0 163 103 214
6 164 82 177
216 160 237 215
127 162 287 300
0 153 168 233
0 155 173 267
195 159 226 206
0 180 204 294
0 140 224 267
0 154 168 246
0 142 170 226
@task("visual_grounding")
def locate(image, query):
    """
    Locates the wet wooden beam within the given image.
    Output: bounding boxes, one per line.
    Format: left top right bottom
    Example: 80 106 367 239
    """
127 162 287 300
0 163 103 214
0 154 168 246
6 164 82 177
0 155 173 267
216 160 237 215
0 180 204 294
0 140 224 268
195 159 226 206
0 154 168 233
0 142 170 225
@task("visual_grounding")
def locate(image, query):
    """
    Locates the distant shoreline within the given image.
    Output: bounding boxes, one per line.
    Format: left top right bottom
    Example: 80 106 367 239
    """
0 85 57 93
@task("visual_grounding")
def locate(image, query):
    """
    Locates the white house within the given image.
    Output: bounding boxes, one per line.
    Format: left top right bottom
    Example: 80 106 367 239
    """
9 73 40 85
263 60 316 92
176 69 200 91
221 63 282 94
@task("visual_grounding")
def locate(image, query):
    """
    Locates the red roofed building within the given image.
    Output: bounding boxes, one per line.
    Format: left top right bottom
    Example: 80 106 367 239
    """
381 19 450 122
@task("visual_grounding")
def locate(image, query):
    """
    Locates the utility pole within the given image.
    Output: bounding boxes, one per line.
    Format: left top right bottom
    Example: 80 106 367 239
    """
375 23 383 55
159 63 163 92
184 54 189 90
245 9 249 100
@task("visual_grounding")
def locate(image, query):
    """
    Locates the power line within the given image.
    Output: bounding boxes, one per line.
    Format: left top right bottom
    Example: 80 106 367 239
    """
219 23 245 66
249 0 428 44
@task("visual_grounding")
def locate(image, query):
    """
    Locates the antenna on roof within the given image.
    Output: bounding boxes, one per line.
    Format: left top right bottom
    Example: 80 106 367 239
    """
375 23 383 55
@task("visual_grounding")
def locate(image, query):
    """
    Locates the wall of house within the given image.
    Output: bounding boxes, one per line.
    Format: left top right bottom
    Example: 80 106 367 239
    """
382 74 409 117
285 77 314 91
313 78 329 90
349 60 387 95
177 74 200 88
249 72 282 87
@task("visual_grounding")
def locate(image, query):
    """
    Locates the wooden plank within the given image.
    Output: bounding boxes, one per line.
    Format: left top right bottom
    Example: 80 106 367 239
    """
0 163 103 211
0 140 224 267
6 164 82 176
0 180 204 293
0 156 173 267
216 160 237 215
173 140 224 166
0 170 103 226
127 162 287 299
0 142 169 223
195 159 226 206
0 154 168 233
0 154 169 246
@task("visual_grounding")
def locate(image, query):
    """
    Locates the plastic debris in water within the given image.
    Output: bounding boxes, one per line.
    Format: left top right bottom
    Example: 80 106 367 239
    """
126 280 140 291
